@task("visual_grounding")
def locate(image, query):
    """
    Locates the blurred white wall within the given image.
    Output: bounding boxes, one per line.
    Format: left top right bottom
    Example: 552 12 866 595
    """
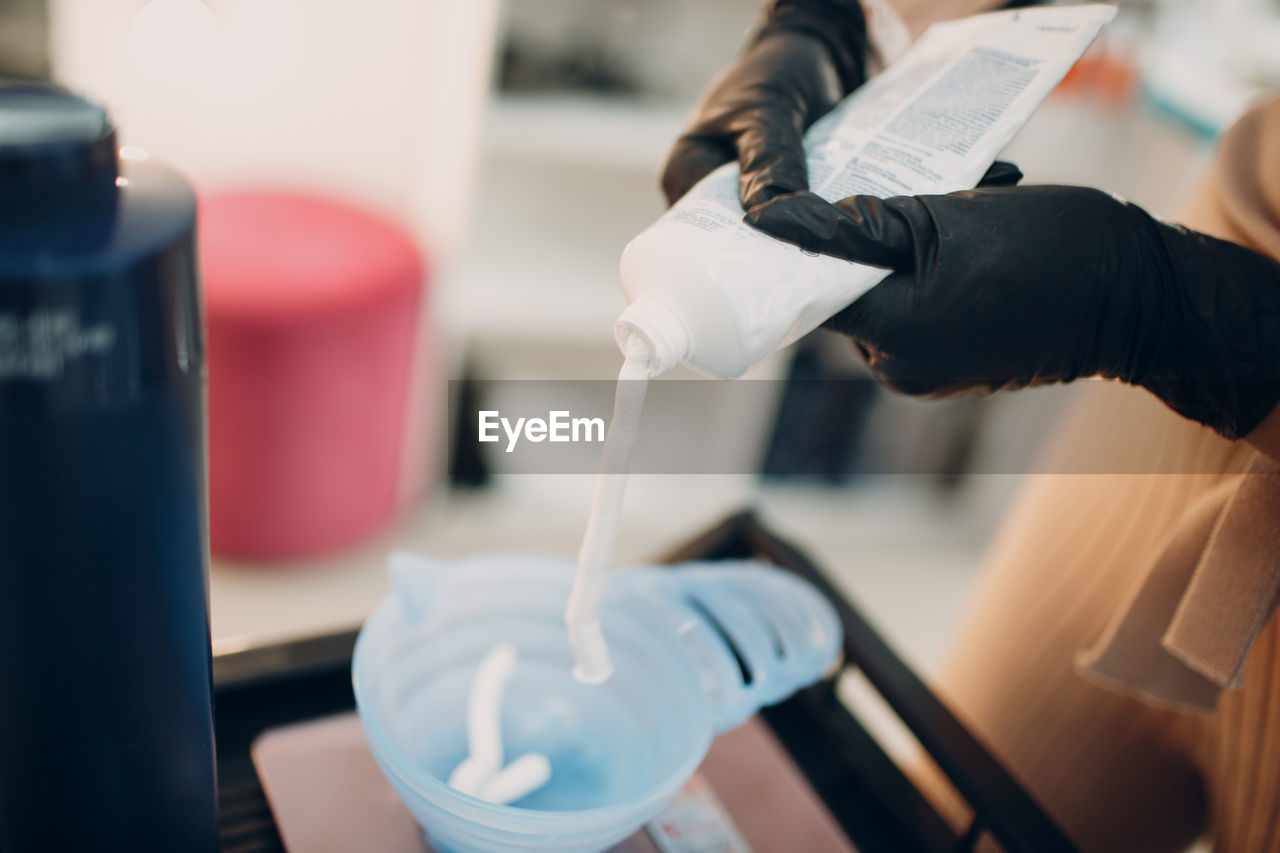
50 0 500 262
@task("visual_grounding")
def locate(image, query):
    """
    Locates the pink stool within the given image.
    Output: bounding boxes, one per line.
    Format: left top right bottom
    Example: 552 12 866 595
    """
200 191 427 560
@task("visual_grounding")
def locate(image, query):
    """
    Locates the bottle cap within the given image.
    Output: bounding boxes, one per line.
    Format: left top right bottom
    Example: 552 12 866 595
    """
0 79 118 214
614 296 692 377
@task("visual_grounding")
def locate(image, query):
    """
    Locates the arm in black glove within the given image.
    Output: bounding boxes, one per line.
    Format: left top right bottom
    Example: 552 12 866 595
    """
660 0 869 209
744 185 1280 440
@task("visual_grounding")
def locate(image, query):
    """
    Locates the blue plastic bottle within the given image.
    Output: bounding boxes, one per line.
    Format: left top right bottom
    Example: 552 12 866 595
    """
0 81 217 850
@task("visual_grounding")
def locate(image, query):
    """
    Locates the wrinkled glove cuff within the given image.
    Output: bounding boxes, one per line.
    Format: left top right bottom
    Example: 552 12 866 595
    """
1139 223 1280 440
756 0 869 93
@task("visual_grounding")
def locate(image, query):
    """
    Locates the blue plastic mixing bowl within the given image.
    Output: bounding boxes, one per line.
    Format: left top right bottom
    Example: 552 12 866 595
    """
352 553 841 853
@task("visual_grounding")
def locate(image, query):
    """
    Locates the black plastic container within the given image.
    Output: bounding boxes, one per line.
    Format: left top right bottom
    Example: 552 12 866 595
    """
0 80 217 851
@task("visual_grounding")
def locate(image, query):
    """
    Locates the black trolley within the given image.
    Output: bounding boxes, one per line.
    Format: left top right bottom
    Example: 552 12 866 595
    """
214 510 1076 853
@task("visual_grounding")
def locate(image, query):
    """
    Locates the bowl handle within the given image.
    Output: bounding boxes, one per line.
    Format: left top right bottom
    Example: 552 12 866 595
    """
631 562 844 734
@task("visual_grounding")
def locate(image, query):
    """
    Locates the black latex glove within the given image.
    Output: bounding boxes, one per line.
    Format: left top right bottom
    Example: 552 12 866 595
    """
745 185 1280 439
660 0 868 209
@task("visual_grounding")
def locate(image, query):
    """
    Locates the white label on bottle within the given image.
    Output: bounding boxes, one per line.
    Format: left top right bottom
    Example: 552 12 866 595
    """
0 310 117 380
646 775 752 853
677 5 1114 225
649 5 1116 371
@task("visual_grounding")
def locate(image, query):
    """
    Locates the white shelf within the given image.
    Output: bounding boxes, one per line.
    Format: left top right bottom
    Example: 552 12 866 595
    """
482 95 688 172
442 97 683 354
209 475 760 653
209 478 989 677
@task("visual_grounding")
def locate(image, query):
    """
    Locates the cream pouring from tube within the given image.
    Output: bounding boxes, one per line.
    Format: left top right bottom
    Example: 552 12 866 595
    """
565 4 1115 682
564 336 652 684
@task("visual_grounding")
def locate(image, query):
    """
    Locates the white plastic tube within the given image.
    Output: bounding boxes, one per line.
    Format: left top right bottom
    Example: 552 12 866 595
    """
567 3 1116 687
616 5 1117 379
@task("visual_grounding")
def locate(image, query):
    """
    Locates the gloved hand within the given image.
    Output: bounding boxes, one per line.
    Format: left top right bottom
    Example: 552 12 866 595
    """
744 185 1280 439
660 0 868 209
